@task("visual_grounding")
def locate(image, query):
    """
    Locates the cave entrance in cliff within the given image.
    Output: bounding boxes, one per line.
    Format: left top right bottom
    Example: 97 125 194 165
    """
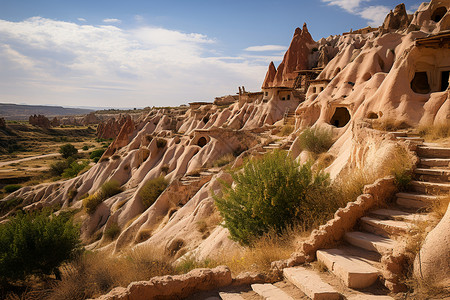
441 71 449 91
197 137 208 147
411 72 431 94
330 107 351 128
431 7 447 22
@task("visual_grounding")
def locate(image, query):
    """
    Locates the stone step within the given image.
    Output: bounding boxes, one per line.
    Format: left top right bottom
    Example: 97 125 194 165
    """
389 131 408 138
419 158 450 168
417 146 450 159
218 292 245 300
283 267 340 300
415 168 450 176
345 231 397 255
414 168 450 183
410 180 450 194
397 136 424 143
347 295 395 300
251 284 294 300
360 216 410 238
369 208 429 222
316 248 380 289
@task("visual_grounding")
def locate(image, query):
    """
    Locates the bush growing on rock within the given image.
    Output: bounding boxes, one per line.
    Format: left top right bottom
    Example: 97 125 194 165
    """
0 210 80 283
100 180 123 199
214 150 336 245
62 160 89 178
83 193 103 215
298 127 333 154
90 149 105 162
139 176 168 209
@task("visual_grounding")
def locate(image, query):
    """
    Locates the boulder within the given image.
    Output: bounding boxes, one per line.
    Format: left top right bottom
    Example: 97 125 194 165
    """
414 204 450 288
382 3 410 31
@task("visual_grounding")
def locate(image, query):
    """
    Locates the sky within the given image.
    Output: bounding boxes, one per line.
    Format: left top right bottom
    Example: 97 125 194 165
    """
0 0 422 108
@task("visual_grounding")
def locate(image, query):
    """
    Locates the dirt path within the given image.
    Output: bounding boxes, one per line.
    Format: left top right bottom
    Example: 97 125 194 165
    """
0 153 61 167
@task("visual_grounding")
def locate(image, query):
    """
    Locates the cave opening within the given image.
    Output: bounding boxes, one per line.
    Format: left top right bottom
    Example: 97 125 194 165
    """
197 136 208 147
411 72 431 94
330 107 351 128
431 7 447 23
441 70 449 91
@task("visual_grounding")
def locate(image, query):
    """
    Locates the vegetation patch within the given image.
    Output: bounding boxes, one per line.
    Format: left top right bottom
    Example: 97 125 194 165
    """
3 184 21 194
59 143 78 159
90 149 105 162
213 153 235 168
298 127 333 154
0 210 80 283
139 176 168 209
214 150 336 245
104 223 121 240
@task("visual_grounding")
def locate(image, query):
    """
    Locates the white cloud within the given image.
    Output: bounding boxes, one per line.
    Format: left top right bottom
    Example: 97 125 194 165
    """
77 18 86 22
0 17 267 107
103 18 121 24
244 45 287 52
359 5 390 27
322 0 368 13
322 0 390 27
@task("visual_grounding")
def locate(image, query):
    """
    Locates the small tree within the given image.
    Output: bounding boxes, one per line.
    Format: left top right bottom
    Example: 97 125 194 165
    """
214 151 334 245
0 210 81 282
59 143 78 159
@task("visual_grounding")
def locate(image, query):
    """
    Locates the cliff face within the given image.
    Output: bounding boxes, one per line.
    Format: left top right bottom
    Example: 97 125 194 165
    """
262 61 276 88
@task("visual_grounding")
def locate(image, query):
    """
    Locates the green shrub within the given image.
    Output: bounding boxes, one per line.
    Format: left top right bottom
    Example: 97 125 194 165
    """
279 125 294 136
0 197 23 214
82 193 103 215
50 158 72 177
100 180 123 199
0 210 80 282
214 150 335 245
4 184 21 194
298 127 333 154
139 176 168 209
82 145 89 151
90 149 105 161
104 223 121 240
59 143 78 159
62 160 89 178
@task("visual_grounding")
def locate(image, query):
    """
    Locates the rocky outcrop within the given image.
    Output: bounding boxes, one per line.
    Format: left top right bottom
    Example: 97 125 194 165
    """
414 204 450 288
50 117 60 127
83 112 101 125
272 23 316 87
29 114 51 128
95 266 233 300
262 61 277 88
382 3 410 31
97 114 129 139
0 117 5 129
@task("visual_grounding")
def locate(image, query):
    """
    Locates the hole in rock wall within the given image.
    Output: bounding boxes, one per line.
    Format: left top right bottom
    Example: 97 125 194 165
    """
432 7 447 22
441 70 450 91
411 72 431 94
363 73 372 81
287 95 291 100
312 87 317 93
367 112 378 119
330 107 351 128
197 136 208 147
333 68 341 77
202 116 210 123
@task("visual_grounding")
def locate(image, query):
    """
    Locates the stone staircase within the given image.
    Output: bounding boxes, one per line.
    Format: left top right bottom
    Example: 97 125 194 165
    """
283 109 296 125
180 167 221 186
199 133 449 299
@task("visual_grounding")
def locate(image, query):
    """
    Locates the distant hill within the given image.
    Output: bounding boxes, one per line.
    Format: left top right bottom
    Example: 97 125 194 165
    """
0 103 94 120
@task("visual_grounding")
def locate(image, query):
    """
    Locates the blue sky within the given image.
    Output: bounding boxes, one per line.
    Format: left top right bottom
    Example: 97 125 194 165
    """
0 0 421 108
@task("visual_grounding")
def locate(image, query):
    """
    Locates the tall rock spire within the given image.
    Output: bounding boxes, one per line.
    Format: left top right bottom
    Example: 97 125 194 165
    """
262 61 277 88
272 23 315 87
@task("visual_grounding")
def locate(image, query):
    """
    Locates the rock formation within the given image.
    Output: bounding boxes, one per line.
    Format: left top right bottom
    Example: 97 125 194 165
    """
262 61 276 88
272 23 316 87
382 3 411 31
29 114 51 128
96 114 130 139
50 117 60 127
0 117 5 129
82 112 101 125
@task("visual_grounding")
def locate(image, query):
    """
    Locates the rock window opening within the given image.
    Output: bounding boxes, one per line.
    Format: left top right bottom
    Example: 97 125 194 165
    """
411 72 431 94
431 7 447 23
287 95 291 100
367 112 378 119
441 71 449 91
312 87 317 93
265 92 268 96
330 107 351 128
197 137 208 147
202 116 210 123
320 87 324 92
282 97 286 100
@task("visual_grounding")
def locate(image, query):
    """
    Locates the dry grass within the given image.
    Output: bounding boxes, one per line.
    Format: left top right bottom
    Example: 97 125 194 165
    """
371 117 410 131
213 153 235 168
277 125 294 137
429 193 450 219
49 247 176 300
417 123 450 143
